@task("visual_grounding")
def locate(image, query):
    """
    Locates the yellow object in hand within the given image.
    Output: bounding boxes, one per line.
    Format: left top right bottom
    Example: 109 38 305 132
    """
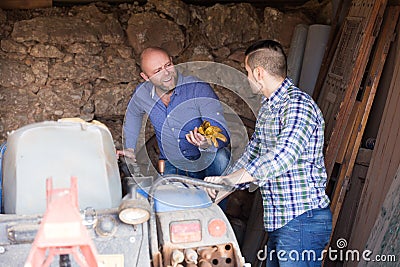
198 120 227 147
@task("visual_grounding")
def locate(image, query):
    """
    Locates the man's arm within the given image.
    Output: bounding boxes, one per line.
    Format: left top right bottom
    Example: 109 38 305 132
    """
224 132 257 173
119 93 146 160
205 168 255 201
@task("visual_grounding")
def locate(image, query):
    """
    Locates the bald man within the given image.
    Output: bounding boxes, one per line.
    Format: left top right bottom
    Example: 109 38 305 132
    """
119 47 230 179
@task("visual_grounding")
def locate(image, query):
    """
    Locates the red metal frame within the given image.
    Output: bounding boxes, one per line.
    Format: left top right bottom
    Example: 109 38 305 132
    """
25 177 99 267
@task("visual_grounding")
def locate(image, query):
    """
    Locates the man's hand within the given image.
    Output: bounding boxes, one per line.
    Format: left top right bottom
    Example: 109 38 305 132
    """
204 169 256 202
186 127 212 150
204 176 233 203
204 176 225 198
116 148 136 162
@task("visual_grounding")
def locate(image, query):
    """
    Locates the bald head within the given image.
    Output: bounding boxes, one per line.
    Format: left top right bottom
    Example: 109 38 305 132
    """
140 47 170 69
139 47 177 92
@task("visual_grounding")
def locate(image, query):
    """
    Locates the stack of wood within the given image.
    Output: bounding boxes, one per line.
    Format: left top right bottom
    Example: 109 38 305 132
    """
313 0 400 266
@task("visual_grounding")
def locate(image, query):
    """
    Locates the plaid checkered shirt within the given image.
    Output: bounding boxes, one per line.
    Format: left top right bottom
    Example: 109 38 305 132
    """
229 78 330 231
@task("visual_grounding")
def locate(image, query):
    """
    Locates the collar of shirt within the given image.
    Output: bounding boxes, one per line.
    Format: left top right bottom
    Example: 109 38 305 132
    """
261 77 293 112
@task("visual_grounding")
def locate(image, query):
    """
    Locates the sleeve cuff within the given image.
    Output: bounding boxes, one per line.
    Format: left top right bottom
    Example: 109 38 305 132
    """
199 145 218 153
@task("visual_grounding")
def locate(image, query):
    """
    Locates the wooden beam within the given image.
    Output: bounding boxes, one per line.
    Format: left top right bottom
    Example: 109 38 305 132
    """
0 0 53 9
329 5 400 239
347 9 400 261
355 148 373 166
335 102 359 164
0 0 51 9
330 102 360 219
322 0 388 180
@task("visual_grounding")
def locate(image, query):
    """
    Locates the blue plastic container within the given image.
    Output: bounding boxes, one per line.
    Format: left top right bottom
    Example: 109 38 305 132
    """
138 183 212 213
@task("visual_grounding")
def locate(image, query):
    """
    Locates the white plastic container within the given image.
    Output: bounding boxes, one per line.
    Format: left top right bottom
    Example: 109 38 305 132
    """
3 120 122 214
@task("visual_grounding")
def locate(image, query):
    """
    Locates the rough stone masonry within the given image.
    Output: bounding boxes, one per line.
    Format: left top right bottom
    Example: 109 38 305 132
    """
0 0 331 149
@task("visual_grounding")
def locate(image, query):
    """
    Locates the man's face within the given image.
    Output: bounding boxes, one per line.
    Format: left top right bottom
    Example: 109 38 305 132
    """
141 51 178 92
245 58 262 95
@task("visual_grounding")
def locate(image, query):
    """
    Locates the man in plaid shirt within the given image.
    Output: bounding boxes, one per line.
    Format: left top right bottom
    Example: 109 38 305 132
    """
205 40 332 266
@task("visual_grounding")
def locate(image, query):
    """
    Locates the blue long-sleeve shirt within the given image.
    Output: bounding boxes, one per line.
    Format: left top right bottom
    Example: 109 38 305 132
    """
124 73 230 163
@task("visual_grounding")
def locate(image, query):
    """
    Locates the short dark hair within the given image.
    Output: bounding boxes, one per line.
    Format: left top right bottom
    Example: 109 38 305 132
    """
245 39 287 78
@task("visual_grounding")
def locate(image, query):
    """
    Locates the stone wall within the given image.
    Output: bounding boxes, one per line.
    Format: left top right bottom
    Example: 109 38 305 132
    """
0 0 331 148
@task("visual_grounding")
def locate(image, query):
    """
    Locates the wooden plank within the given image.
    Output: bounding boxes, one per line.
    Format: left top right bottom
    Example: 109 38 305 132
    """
355 148 373 166
347 16 400 265
0 0 51 9
324 164 367 267
318 17 367 141
336 103 359 164
330 103 360 213
317 0 388 180
330 6 400 242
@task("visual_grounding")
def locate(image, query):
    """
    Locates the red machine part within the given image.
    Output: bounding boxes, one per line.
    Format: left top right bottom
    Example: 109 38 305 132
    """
25 177 99 267
208 219 227 237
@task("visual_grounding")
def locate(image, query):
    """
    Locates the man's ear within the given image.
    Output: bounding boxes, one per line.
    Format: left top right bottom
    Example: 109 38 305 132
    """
140 72 149 81
252 67 263 82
